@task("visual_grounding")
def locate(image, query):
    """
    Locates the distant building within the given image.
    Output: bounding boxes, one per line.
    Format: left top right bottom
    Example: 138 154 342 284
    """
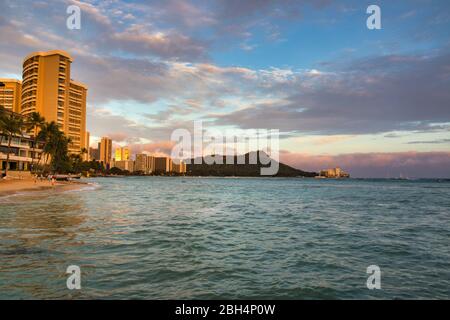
172 160 187 174
84 131 90 161
155 157 172 173
0 79 22 113
319 167 350 178
99 137 112 168
114 160 134 172
134 154 156 174
146 155 155 173
135 154 146 172
89 147 99 161
115 146 130 161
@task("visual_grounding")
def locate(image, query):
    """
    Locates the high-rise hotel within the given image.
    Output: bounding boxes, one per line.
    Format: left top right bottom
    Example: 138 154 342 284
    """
20 50 88 154
0 79 22 113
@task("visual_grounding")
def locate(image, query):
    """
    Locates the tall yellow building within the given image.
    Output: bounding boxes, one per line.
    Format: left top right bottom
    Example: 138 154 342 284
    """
115 147 130 161
0 79 22 113
68 81 87 153
99 137 112 168
20 50 87 154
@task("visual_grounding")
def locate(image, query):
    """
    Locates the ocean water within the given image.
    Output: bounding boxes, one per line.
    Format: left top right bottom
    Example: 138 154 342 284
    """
0 177 449 299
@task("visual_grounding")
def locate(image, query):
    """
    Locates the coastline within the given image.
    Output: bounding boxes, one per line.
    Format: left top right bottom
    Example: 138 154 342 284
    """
0 178 88 197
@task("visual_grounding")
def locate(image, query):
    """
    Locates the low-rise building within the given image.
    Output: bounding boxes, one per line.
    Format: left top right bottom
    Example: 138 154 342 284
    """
319 167 350 178
0 111 43 175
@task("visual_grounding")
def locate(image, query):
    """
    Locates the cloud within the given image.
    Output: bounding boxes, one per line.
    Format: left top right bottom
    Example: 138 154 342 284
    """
212 52 450 135
128 141 176 157
406 139 450 145
109 24 209 61
280 150 450 178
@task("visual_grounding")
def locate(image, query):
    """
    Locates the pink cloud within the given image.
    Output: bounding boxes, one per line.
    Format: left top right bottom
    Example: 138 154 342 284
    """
128 141 176 157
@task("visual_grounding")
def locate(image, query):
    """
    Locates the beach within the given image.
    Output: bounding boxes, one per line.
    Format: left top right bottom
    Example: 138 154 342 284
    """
0 177 87 197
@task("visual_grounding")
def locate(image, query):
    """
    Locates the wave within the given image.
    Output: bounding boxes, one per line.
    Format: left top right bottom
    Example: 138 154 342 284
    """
61 182 101 194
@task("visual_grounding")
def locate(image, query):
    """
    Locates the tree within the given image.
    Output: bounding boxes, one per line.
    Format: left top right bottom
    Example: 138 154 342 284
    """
0 111 25 176
26 112 46 172
36 121 59 170
37 121 71 173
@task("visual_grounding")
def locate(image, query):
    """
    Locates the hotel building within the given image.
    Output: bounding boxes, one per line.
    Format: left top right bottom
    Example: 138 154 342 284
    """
146 155 155 173
1 110 43 175
173 161 187 174
21 50 87 155
114 160 135 172
89 147 99 161
134 153 155 174
0 79 22 113
319 167 350 178
84 131 90 160
115 147 130 161
155 157 173 173
99 137 112 168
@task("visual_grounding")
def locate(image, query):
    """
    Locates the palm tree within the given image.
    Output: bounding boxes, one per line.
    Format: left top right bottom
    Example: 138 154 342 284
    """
37 122 72 173
36 121 57 170
0 112 25 176
26 112 46 172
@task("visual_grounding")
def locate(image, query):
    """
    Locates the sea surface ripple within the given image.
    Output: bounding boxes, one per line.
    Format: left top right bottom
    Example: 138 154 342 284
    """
0 177 449 299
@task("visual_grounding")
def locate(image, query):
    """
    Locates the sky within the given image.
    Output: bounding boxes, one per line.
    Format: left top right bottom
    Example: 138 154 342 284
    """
1 0 450 177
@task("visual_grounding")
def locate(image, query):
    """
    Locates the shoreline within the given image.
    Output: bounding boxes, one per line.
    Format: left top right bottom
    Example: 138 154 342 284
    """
0 178 89 197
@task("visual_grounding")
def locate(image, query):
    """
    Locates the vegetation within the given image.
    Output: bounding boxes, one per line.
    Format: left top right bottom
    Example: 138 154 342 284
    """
0 108 26 176
1 109 100 176
36 121 72 173
25 112 46 172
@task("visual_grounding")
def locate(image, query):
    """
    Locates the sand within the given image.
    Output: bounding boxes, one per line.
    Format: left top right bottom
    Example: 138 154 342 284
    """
0 177 87 197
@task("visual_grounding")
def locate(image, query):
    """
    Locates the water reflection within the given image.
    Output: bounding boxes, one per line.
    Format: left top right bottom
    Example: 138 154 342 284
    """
0 191 89 299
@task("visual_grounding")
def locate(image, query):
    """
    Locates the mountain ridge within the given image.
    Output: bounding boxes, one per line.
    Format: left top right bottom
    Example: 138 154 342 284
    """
186 151 317 177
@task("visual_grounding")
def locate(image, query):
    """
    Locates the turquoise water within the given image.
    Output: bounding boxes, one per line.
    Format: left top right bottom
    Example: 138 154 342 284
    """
0 177 449 299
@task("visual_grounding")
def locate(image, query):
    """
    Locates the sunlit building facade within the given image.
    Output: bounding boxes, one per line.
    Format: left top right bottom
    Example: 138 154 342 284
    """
0 79 22 113
155 157 173 173
172 160 187 174
115 160 135 172
0 110 43 175
20 50 87 155
134 153 155 174
99 137 112 168
115 147 130 161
